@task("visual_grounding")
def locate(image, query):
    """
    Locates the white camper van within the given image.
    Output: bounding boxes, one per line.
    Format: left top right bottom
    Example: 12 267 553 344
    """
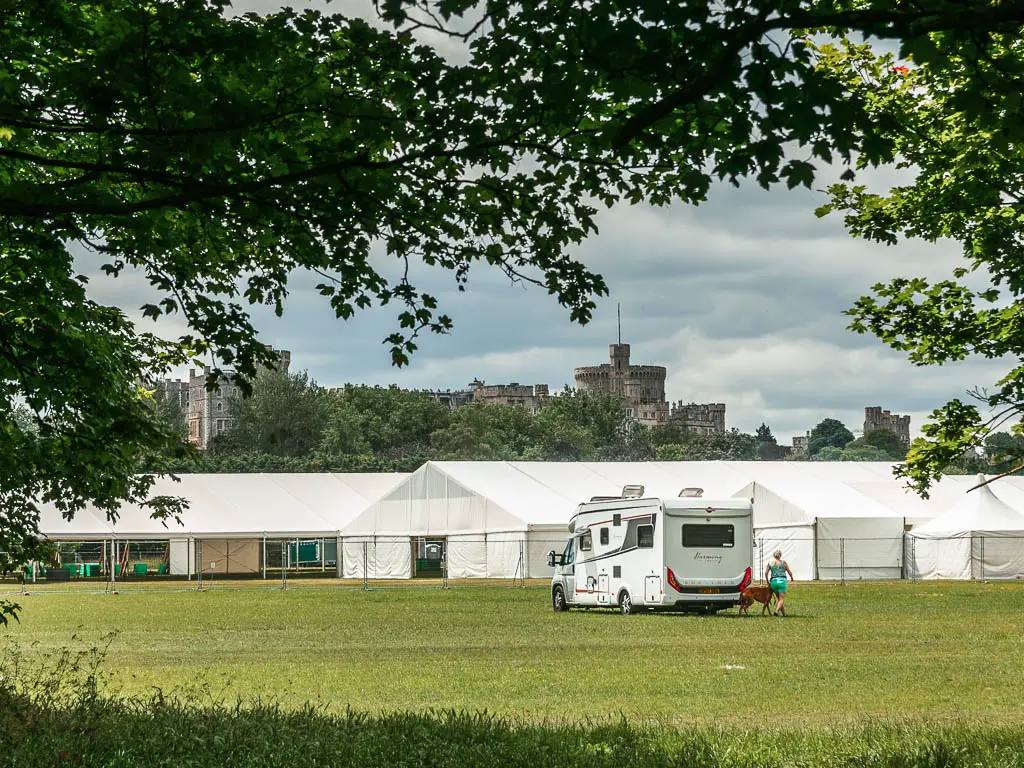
548 486 753 614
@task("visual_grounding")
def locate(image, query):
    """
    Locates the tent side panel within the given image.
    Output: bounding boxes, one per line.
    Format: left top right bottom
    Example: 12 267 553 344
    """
975 535 1024 580
910 536 971 580
447 535 487 579
198 539 260 575
526 529 564 579
816 518 904 580
373 537 412 579
342 539 368 579
169 538 194 576
485 533 522 578
753 525 814 581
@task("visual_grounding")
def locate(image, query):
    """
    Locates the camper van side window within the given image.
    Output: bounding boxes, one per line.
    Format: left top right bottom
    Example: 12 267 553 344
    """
613 513 621 526
600 528 609 545
580 532 592 552
682 524 734 548
637 525 654 548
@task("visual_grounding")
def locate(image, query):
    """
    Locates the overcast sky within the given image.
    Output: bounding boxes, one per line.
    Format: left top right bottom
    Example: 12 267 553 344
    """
77 1 1008 446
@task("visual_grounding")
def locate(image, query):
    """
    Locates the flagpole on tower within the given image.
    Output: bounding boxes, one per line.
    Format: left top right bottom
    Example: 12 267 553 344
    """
617 303 621 345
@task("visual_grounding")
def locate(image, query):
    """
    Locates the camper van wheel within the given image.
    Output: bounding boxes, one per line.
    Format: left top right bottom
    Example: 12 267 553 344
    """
552 585 568 612
618 591 633 616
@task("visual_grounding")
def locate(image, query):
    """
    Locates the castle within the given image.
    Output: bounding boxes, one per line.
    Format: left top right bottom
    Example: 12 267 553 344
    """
573 342 726 431
424 379 550 413
864 406 910 444
574 343 669 427
669 401 726 434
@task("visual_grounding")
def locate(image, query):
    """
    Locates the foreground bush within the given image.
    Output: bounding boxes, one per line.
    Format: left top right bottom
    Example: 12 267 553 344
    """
1 640 1022 767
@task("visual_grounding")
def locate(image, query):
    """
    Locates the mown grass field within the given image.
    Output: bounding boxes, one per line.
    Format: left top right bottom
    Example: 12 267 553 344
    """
4 579 1024 726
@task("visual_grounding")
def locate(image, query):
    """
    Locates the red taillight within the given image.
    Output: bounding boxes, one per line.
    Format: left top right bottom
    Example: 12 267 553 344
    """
666 567 681 592
739 566 752 592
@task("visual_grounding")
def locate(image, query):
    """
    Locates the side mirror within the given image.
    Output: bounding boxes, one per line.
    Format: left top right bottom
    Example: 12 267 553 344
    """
547 551 556 568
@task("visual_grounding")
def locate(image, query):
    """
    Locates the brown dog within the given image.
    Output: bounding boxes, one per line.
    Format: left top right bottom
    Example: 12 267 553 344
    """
738 585 776 615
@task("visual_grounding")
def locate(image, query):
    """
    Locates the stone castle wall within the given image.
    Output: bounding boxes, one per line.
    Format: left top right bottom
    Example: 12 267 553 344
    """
574 343 670 427
864 406 910 443
670 401 726 434
473 383 550 413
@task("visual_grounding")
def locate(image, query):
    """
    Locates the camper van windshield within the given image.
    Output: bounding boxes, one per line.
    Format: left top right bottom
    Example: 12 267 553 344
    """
682 524 734 548
562 539 575 565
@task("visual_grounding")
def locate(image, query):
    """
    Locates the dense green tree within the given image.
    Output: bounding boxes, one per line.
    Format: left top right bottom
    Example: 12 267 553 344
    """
807 419 855 457
862 429 908 461
840 443 897 462
528 389 652 462
755 422 785 461
940 448 990 477
320 386 450 461
811 446 845 462
0 266 187 623
216 369 328 458
649 424 690 446
154 451 420 474
430 403 535 460
527 390 608 461
654 429 757 461
980 432 1024 476
149 386 188 443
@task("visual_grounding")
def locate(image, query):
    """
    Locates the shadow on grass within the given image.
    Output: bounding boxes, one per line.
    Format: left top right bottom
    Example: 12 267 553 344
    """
565 608 814 621
1 637 1021 767
5 687 1024 768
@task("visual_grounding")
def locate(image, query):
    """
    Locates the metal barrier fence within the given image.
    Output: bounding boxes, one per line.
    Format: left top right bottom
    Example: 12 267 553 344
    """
4 534 1024 595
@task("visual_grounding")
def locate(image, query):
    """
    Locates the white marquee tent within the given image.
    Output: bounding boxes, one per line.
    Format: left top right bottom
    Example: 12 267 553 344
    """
340 460 967 580
35 473 406 576
33 463 1024 582
909 476 1024 580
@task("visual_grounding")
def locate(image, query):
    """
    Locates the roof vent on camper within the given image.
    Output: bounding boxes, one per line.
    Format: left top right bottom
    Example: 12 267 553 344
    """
621 484 645 498
589 495 620 502
679 487 704 498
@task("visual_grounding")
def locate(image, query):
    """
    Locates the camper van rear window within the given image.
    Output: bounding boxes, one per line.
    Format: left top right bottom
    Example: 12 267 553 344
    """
637 525 654 548
682 524 734 548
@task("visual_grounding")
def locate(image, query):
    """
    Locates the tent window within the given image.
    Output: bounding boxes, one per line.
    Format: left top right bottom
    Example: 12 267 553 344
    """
580 532 592 551
682 524 734 548
600 528 609 545
637 525 654 549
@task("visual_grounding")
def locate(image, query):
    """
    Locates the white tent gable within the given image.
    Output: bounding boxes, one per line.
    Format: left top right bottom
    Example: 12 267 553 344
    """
914 478 1024 536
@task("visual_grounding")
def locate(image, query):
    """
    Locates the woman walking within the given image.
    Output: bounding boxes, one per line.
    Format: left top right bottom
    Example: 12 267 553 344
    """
765 550 794 616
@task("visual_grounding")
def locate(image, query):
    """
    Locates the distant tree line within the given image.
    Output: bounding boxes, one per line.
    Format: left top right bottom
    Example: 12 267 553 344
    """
146 369 1020 475
146 369 769 472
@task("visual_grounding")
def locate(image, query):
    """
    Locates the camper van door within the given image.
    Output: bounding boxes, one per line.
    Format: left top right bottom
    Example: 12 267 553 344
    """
559 537 577 600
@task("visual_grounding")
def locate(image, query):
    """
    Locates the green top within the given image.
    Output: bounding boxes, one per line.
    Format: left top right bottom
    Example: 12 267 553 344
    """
769 561 788 580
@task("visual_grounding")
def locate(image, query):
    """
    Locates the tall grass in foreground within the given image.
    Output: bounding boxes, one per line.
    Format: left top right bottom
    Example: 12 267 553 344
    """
1 639 1023 768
